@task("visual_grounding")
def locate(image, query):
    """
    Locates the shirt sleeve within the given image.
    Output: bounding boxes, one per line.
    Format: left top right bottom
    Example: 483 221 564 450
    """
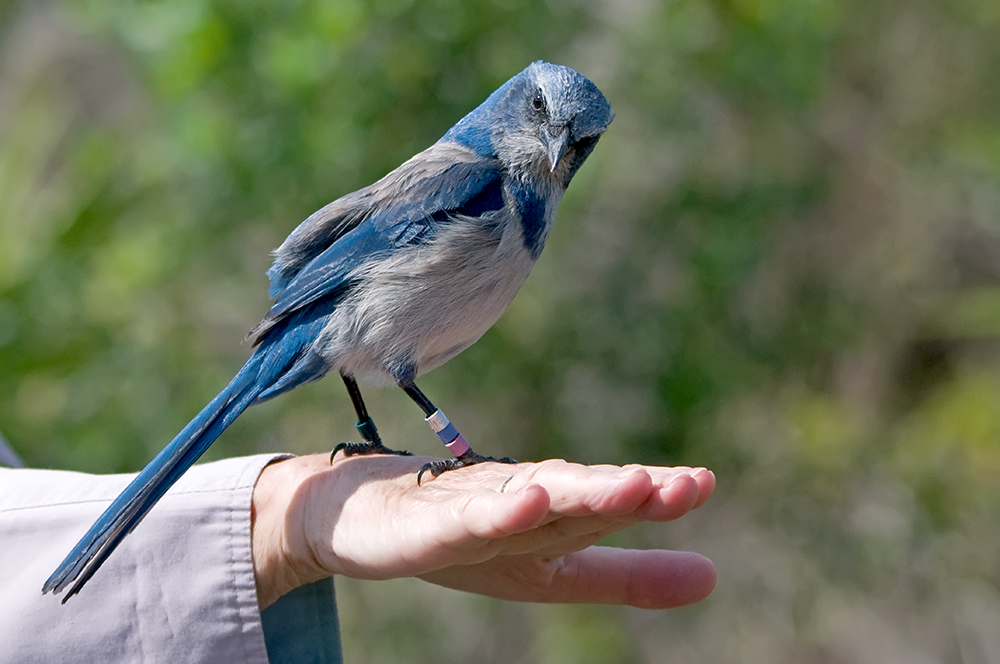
0 454 292 664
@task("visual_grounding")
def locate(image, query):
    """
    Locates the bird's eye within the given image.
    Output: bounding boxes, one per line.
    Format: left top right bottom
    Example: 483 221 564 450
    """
532 92 545 111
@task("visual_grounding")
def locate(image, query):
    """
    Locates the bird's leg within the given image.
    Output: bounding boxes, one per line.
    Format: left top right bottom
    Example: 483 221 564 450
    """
399 381 516 484
331 374 412 462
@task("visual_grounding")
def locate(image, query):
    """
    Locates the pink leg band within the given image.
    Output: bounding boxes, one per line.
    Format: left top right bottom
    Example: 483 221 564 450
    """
444 434 470 457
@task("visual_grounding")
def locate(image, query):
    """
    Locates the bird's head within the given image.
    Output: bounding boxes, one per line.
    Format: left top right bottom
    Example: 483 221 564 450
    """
442 62 614 183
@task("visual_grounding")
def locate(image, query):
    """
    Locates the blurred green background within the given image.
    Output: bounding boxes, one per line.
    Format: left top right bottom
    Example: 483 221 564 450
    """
3 0 1000 661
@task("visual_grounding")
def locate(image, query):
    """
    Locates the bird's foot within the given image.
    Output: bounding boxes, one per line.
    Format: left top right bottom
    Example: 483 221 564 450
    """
331 441 413 463
331 414 412 463
416 449 517 485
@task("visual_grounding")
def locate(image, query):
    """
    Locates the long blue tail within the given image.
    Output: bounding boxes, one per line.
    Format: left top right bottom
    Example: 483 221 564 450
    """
43 316 328 602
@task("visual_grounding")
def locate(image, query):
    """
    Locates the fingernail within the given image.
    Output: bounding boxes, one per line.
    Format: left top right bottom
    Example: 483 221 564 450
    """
668 474 691 489
619 467 646 479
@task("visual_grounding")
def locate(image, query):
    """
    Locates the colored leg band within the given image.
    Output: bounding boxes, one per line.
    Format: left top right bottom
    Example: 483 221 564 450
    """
425 409 470 458
355 418 379 442
444 434 470 457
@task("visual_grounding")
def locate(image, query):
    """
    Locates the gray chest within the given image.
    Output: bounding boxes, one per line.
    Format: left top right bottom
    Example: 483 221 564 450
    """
326 211 539 382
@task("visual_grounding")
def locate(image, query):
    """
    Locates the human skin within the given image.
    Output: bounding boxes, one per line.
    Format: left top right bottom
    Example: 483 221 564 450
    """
251 452 717 610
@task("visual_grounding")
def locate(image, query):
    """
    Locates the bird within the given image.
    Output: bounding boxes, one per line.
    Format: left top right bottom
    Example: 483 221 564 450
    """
43 61 613 602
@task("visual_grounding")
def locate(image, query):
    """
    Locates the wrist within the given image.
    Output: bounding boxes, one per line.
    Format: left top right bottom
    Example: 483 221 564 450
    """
251 455 332 609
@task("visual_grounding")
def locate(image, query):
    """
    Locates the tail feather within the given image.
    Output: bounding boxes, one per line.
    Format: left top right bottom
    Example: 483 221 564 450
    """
44 350 272 601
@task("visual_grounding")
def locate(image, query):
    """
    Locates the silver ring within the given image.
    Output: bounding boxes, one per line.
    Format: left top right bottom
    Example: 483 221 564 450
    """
499 475 514 494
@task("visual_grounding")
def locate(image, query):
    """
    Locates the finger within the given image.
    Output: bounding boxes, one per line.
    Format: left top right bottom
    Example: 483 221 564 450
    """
691 468 716 509
421 547 717 609
468 512 618 558
436 465 709 555
505 460 655 517
560 464 715 520
635 473 701 522
387 482 558 573
435 473 703 561
429 469 651 562
635 466 716 518
457 483 553 539
560 548 717 608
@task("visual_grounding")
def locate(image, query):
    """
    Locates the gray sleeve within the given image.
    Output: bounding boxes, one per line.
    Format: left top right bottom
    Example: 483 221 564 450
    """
0 454 292 664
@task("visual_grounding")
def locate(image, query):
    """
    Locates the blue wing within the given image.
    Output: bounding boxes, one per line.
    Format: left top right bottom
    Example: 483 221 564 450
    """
248 141 503 343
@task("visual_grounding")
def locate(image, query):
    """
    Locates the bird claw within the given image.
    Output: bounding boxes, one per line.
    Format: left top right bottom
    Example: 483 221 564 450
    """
331 441 413 463
416 450 517 485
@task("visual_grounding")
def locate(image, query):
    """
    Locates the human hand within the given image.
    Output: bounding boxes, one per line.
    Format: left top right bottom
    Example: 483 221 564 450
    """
251 453 716 610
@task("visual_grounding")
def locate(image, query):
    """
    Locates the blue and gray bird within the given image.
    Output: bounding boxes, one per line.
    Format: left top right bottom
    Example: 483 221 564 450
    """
43 61 613 601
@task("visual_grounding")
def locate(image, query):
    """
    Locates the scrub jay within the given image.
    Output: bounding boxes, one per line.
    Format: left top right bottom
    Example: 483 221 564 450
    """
44 61 613 601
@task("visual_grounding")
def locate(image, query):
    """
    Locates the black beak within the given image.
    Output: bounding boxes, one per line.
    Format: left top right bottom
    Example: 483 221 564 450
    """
542 124 570 172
